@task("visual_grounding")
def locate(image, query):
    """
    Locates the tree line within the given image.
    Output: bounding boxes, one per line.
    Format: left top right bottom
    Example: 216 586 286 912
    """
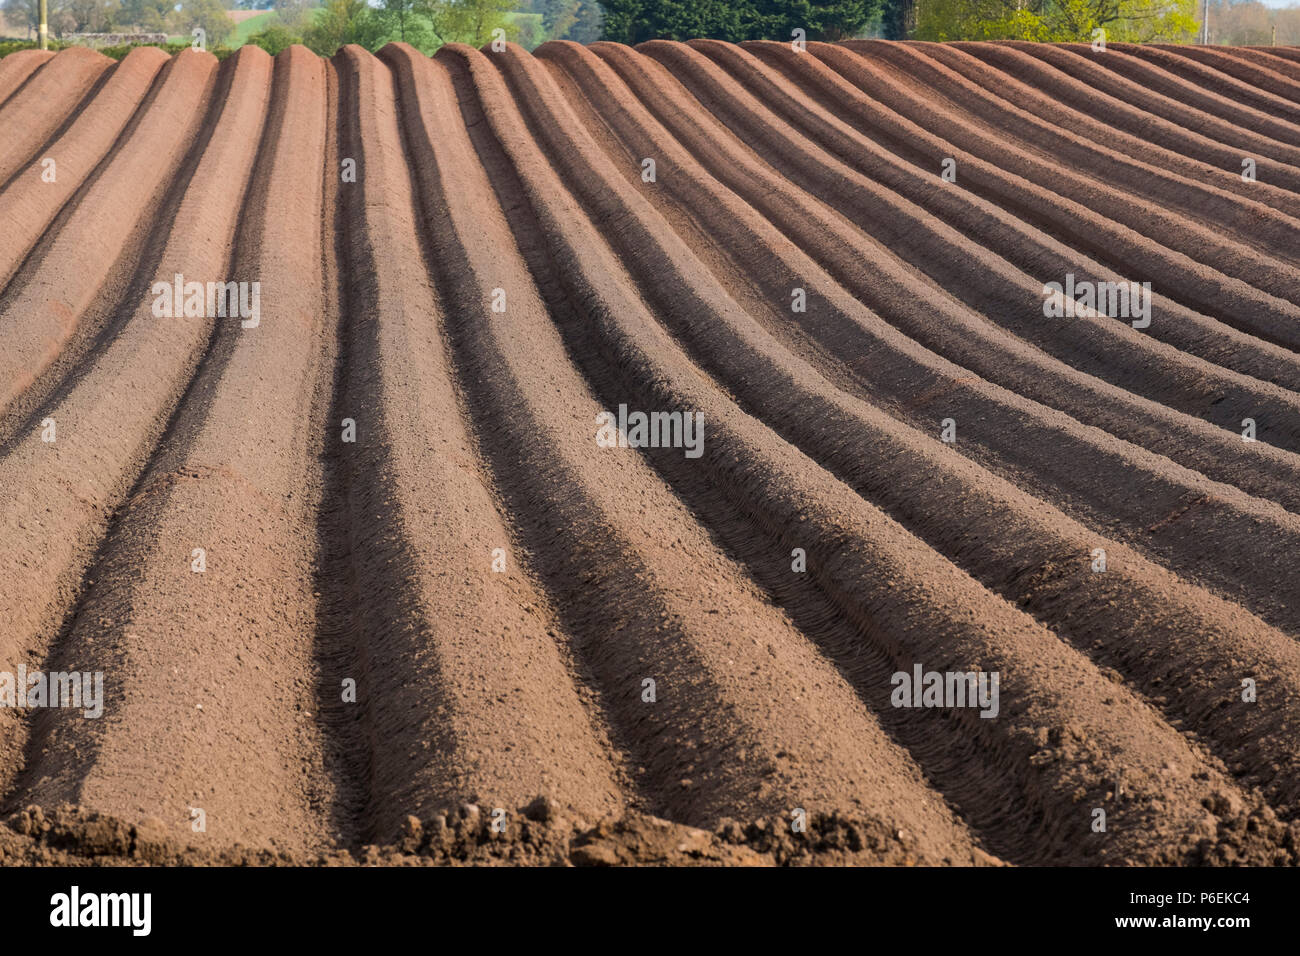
6 0 1296 58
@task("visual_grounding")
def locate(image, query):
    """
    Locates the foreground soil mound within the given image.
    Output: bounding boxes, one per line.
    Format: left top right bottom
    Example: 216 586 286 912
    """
2 800 1008 866
2 39 1300 866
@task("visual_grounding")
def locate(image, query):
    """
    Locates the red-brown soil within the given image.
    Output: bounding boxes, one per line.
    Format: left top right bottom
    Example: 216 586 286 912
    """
2 40 1300 866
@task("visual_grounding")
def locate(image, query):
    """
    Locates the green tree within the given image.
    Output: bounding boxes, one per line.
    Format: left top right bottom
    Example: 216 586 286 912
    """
567 0 602 40
118 0 175 31
379 0 417 39
272 0 314 33
543 0 580 36
598 0 877 44
303 0 379 53
248 21 301 51
744 0 877 40
171 0 235 46
543 0 602 40
912 0 1197 42
879 0 913 38
415 0 517 45
62 0 121 32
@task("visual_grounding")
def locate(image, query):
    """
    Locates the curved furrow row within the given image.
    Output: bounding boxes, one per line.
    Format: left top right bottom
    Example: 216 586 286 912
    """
0 48 169 298
646 41 1300 448
1050 43 1300 149
829 42 1300 304
0 47 111 187
911 41 1300 203
8 47 337 852
541 41 1300 837
569 41 1300 519
393 42 986 857
1161 44 1300 89
318 45 625 843
1226 49 1300 93
462 40 1294 863
993 42 1300 167
1111 43 1300 127
3 40 1299 865
0 46 273 804
0 49 53 107
548 39 1300 636
0 49 217 417
488 41 1300 825
1150 43 1300 105
1254 46 1300 66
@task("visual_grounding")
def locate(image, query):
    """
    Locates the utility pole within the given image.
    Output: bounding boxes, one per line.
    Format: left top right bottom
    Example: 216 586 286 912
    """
38 0 48 49
1201 0 1208 45
1273 24 1278 47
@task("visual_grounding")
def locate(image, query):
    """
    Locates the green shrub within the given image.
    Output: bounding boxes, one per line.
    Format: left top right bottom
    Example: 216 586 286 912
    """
247 23 302 55
0 39 69 58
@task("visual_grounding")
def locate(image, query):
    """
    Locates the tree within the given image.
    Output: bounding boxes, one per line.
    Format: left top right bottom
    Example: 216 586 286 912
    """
171 0 235 46
379 0 417 40
599 0 744 42
303 0 378 53
248 21 301 51
62 0 120 32
543 0 580 37
912 0 1197 42
543 0 602 41
597 0 878 44
3 0 42 35
751 0 878 40
879 0 913 38
119 0 175 31
567 0 602 40
415 0 517 46
273 0 314 33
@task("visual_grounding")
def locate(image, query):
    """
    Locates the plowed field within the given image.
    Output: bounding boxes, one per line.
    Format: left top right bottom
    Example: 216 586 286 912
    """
2 39 1300 866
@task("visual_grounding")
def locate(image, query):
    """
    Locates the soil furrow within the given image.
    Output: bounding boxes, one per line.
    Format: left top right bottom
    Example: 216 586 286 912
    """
0 49 217 416
0 47 111 187
487 40 1300 828
424 43 994 858
0 46 273 807
647 41 1300 445
5 39 1300 866
1148 43 1300 106
319 44 626 844
959 42 1300 181
0 49 54 106
458 41 1293 864
567 40 1300 521
912 41 1300 204
823 42 1300 311
7 47 336 853
1057 43 1300 148
0 48 168 294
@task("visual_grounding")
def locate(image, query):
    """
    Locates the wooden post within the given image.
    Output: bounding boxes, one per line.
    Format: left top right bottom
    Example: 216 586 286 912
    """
39 0 48 50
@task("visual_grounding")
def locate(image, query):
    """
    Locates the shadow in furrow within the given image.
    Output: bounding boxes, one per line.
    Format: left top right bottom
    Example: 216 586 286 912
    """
308 57 375 849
